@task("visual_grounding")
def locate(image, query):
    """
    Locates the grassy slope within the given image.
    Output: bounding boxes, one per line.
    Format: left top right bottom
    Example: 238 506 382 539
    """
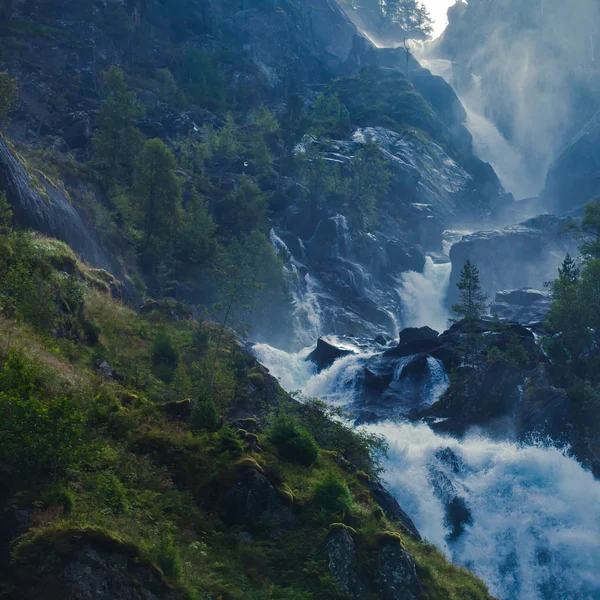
0 228 495 599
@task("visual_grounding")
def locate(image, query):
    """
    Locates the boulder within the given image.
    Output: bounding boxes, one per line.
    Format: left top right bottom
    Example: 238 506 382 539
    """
13 527 182 600
307 337 355 372
490 288 552 325
218 465 294 536
326 525 365 597
377 536 422 600
399 326 440 345
399 355 429 381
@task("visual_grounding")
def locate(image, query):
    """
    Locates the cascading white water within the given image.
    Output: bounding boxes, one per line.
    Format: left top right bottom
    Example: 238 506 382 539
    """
371 422 600 600
253 341 600 600
420 58 540 199
396 256 452 333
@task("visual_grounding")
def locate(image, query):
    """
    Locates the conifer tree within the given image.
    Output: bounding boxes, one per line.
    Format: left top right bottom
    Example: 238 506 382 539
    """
93 66 144 187
0 72 18 125
452 260 488 367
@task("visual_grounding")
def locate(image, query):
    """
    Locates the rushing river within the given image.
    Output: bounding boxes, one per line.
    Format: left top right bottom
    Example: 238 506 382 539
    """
253 338 600 600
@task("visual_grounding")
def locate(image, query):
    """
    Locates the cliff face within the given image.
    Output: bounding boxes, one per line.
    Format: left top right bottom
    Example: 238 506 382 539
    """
0 0 505 344
431 0 600 202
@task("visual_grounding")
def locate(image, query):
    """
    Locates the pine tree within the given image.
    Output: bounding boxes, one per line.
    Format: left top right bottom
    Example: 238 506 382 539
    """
92 66 144 187
132 138 182 258
452 260 488 367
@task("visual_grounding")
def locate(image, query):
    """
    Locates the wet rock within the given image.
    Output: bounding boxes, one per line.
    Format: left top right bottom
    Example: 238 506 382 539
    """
445 496 472 542
62 112 91 149
354 410 381 426
0 138 110 270
364 367 394 394
490 288 552 325
399 326 440 345
399 355 429 380
326 525 365 597
377 536 422 600
375 334 393 346
359 477 421 540
307 337 355 372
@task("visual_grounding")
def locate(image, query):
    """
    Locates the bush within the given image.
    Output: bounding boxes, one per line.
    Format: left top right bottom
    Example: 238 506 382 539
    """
151 327 179 383
190 391 220 432
312 471 352 514
268 415 319 467
154 536 183 579
218 426 244 456
191 323 210 353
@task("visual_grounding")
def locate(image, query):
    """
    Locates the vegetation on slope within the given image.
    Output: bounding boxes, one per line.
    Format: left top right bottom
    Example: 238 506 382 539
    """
0 201 493 599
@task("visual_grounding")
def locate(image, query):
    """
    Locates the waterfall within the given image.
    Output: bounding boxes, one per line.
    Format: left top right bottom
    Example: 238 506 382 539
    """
396 256 452 333
420 58 541 199
269 229 323 347
371 422 600 600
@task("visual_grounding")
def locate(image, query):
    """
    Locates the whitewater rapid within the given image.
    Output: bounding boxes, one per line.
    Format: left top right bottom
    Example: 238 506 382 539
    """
253 339 600 600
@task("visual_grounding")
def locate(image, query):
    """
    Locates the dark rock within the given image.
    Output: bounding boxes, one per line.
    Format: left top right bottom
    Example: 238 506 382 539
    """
448 215 578 306
162 399 194 422
0 138 110 270
218 466 294 536
375 334 392 346
354 410 381 426
377 537 422 600
307 337 355 372
383 337 441 359
14 527 181 600
326 525 365 597
399 355 429 381
361 478 421 540
490 288 552 325
363 368 394 394
399 326 440 345
62 112 91 149
0 506 29 566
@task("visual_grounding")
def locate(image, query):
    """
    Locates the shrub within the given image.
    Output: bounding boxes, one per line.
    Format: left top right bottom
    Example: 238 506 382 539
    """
190 391 220 432
217 426 244 456
191 323 210 353
268 415 319 467
151 327 179 383
154 536 183 579
312 471 352 514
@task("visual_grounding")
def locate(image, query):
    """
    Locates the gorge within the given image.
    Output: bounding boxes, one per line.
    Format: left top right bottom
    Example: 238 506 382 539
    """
1 0 600 599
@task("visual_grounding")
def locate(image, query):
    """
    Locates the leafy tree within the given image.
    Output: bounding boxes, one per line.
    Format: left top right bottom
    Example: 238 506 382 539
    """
0 71 18 124
452 260 488 367
177 189 217 265
298 143 345 210
132 138 182 256
156 68 186 108
269 415 319 466
92 66 144 187
190 389 220 432
209 114 239 158
215 176 268 238
178 46 226 109
312 471 353 513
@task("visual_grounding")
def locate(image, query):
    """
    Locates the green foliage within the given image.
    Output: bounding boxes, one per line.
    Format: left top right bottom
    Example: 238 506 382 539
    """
92 66 144 186
151 327 180 383
190 392 220 432
178 45 226 109
216 176 268 238
0 71 18 124
309 92 350 138
156 68 187 108
191 323 211 353
155 536 184 579
311 471 353 514
0 191 12 234
580 198 600 259
0 366 86 488
217 425 245 456
347 140 391 227
209 114 240 158
269 415 319 466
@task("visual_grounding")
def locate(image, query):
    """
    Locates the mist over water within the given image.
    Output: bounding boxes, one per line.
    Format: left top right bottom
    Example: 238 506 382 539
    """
421 57 541 199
